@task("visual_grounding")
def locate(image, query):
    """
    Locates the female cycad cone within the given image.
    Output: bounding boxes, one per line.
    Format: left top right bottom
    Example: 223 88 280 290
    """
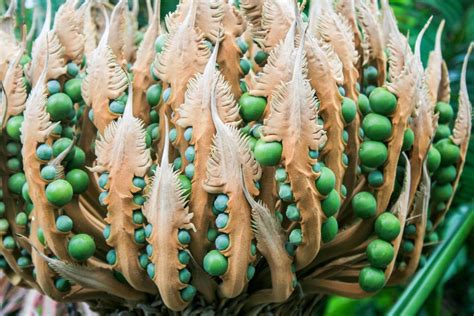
0 0 472 314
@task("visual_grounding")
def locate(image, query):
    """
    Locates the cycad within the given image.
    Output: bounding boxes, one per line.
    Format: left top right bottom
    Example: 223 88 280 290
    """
0 0 472 314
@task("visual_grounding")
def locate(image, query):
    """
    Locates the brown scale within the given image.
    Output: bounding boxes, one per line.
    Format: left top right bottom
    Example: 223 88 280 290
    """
257 0 296 52
241 178 295 312
81 5 128 135
131 0 161 124
53 0 85 66
216 2 246 98
355 1 386 87
261 39 326 270
430 45 472 229
82 1 100 63
202 77 261 298
0 0 19 80
123 0 139 65
389 164 430 285
143 118 195 311
107 0 127 68
313 28 420 266
300 157 411 298
90 86 156 293
153 0 211 171
313 4 360 204
175 44 241 270
239 0 264 41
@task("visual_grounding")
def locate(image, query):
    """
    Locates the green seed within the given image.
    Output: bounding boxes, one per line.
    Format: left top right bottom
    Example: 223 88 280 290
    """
36 144 53 161
56 215 73 232
338 86 346 97
341 97 357 123
133 210 144 224
352 191 377 219
275 168 288 182
368 170 384 187
185 163 194 179
359 141 388 168
289 229 302 245
106 249 117 265
366 239 394 268
133 194 145 206
147 263 156 278
254 51 268 65
434 124 451 142
98 173 109 189
359 266 385 292
358 94 371 116
7 157 21 172
0 219 9 231
178 175 191 197
214 194 229 212
435 102 454 124
6 142 21 156
278 183 293 201
431 183 453 202
67 234 96 261
0 202 4 217
146 84 163 107
66 169 89 194
15 212 28 226
364 66 378 82
402 128 415 151
67 147 86 169
435 139 460 166
64 78 83 103
17 256 31 268
362 113 392 141
321 217 338 243
6 115 24 140
239 93 267 122
321 189 341 217
236 37 248 54
240 58 252 75
3 236 16 249
146 244 153 256
52 138 75 161
180 285 196 301
178 229 191 244
207 227 219 242
47 80 61 94
55 278 71 292
286 204 300 221
46 180 73 206
109 100 125 114
216 213 229 229
434 165 457 184
8 172 26 195
316 167 336 196
66 62 79 77
215 234 230 250
203 250 228 276
178 250 191 265
37 228 45 245
253 139 283 166
139 254 149 268
375 212 400 241
47 93 73 121
402 240 414 253
145 224 153 238
404 224 417 236
179 268 192 283
134 228 146 244
369 87 397 116
246 265 256 281
150 110 159 123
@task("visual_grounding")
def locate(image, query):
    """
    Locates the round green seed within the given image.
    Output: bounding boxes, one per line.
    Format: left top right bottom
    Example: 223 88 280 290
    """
358 94 371 116
47 93 73 121
366 239 394 268
179 268 192 283
362 113 392 141
286 204 300 221
180 285 196 301
341 97 357 123
435 139 460 166
431 183 453 202
316 167 336 196
375 213 400 241
321 189 341 217
67 234 96 261
369 87 397 116
321 217 338 243
402 128 415 151
8 173 26 195
359 141 388 168
203 250 228 276
146 84 163 107
66 169 90 194
278 183 293 202
352 191 377 219
368 170 384 187
435 102 454 124
434 165 457 184
6 116 24 140
359 266 385 292
254 139 282 166
56 215 73 232
178 229 191 244
46 180 73 206
289 229 302 245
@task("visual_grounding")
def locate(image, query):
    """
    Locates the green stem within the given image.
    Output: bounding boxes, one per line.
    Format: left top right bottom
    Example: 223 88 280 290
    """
387 206 474 316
